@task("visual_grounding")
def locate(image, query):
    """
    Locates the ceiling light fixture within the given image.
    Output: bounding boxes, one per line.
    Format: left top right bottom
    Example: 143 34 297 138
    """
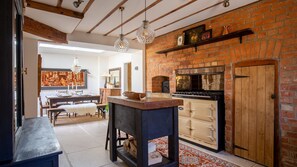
136 0 155 44
73 0 84 8
114 7 129 52
39 43 104 53
223 0 230 7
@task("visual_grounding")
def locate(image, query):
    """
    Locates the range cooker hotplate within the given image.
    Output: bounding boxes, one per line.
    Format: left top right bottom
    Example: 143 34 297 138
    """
172 91 224 100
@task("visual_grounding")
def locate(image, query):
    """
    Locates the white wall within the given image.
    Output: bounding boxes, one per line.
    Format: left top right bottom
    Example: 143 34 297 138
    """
41 53 100 93
98 56 109 88
23 38 38 118
40 53 101 103
101 51 144 93
131 51 144 92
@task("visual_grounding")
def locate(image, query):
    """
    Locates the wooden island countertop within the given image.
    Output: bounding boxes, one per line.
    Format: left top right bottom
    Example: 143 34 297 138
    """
107 96 183 110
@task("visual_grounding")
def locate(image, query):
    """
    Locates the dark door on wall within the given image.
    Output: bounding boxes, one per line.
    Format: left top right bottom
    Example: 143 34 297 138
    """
234 65 275 167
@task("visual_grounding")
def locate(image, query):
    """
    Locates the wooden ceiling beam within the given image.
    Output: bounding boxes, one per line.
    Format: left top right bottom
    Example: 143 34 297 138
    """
26 0 84 19
82 0 95 14
104 0 163 36
154 1 223 32
87 0 128 33
131 1 223 40
124 0 197 36
57 0 63 7
24 16 67 43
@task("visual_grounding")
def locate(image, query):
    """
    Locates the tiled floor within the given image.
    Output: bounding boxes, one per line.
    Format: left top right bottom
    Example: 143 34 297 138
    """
54 117 263 167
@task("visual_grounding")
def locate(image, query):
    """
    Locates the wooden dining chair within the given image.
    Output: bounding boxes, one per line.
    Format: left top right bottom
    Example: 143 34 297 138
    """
39 96 49 117
96 89 107 119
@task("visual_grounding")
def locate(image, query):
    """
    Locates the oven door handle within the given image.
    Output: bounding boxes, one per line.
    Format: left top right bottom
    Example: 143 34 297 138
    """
208 109 214 121
208 127 215 141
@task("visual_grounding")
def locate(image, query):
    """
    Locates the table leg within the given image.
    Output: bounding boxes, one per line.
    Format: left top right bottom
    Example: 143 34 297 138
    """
168 107 179 163
136 110 148 167
50 110 53 123
109 103 117 161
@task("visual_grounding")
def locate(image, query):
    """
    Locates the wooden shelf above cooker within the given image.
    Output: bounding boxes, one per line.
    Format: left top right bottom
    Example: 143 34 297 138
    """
156 28 254 56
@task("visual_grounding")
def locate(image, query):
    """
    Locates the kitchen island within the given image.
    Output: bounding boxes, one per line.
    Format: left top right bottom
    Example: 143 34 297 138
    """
108 96 183 167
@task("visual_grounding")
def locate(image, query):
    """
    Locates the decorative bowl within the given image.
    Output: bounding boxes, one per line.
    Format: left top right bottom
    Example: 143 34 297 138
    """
122 91 146 100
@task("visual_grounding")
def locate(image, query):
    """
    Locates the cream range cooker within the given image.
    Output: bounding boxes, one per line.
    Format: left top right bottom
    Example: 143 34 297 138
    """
173 91 225 152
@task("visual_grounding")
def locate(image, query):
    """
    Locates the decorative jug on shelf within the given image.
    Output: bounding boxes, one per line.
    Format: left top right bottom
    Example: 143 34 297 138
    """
222 25 231 35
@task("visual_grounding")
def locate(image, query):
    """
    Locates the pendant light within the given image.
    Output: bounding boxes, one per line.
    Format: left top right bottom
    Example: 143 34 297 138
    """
71 57 81 74
114 7 129 52
136 0 155 44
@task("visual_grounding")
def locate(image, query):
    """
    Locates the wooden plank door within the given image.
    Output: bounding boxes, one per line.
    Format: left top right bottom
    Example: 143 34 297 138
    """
234 65 275 167
127 63 132 91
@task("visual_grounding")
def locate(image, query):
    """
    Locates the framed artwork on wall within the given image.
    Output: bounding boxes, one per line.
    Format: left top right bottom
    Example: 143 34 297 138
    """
41 68 88 90
177 34 184 46
183 24 205 45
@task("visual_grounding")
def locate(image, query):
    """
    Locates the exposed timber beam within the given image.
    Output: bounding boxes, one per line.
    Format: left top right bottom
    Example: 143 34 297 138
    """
124 0 197 36
104 0 163 36
24 16 68 43
87 0 127 33
155 1 224 31
26 0 84 19
82 0 95 14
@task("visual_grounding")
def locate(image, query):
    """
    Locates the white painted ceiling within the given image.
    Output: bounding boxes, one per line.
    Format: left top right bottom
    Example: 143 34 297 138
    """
25 0 259 39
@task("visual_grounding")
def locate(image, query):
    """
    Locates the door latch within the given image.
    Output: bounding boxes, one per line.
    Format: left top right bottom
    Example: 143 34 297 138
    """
271 94 276 99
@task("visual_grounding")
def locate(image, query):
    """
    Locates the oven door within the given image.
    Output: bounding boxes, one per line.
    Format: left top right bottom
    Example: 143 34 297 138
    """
176 75 191 91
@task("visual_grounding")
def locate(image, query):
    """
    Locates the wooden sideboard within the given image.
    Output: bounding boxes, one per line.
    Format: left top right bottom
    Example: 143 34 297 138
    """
100 88 121 104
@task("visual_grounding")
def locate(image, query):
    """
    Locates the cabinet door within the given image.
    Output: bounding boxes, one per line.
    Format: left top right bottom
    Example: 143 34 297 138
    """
191 120 216 145
110 89 121 96
178 99 191 117
178 117 191 137
191 100 217 122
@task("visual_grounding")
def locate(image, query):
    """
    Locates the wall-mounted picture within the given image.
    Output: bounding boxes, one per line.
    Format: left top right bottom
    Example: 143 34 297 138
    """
183 24 205 45
41 68 88 90
201 29 212 40
177 34 184 46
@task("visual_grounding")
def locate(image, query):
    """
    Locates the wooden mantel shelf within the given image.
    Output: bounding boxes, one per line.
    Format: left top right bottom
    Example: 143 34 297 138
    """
156 28 254 56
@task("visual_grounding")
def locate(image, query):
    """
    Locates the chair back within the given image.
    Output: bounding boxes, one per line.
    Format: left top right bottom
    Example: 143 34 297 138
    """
99 89 105 104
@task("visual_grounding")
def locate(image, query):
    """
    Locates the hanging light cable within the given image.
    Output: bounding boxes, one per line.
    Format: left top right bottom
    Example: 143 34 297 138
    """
136 0 155 44
114 7 129 52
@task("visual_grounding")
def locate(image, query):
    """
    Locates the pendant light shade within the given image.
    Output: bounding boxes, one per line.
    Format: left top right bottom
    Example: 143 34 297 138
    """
136 0 155 44
114 34 129 52
136 20 155 44
114 7 129 52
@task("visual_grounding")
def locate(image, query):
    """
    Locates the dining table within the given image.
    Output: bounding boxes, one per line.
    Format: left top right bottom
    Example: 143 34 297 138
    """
46 94 100 108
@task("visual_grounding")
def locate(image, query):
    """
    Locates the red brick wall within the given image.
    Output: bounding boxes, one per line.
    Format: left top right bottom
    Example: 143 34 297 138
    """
146 0 297 166
152 76 169 92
